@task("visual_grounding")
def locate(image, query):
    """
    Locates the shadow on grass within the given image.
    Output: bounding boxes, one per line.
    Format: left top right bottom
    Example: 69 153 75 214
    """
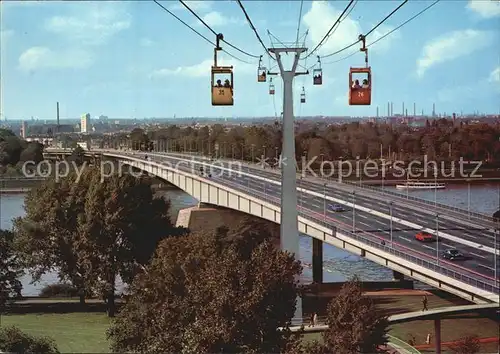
2 301 125 315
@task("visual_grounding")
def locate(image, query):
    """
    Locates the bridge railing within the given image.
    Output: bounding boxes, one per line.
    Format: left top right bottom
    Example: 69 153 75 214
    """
233 181 499 295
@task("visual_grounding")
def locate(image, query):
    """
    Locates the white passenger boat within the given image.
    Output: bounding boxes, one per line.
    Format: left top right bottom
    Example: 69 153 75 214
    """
395 181 446 190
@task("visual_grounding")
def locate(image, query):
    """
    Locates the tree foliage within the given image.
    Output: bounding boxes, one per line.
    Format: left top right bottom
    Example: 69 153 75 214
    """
0 129 44 167
290 278 389 354
107 225 302 353
14 167 183 314
0 326 59 353
448 335 481 354
106 120 500 164
321 278 389 353
0 230 23 311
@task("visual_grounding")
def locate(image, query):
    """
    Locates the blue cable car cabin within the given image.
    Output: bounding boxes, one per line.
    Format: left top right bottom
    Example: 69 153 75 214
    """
211 66 234 106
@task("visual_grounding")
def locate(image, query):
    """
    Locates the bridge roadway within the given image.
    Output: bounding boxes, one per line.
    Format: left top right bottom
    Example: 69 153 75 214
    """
44 148 500 299
127 151 499 283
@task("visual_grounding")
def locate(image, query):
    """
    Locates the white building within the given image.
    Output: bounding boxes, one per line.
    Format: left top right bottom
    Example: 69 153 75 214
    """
81 113 91 133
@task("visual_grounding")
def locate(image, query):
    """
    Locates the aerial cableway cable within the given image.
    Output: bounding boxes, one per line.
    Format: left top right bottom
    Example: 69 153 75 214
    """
153 0 252 64
295 0 305 47
322 0 440 65
320 0 409 59
236 0 276 61
305 0 356 59
178 0 261 60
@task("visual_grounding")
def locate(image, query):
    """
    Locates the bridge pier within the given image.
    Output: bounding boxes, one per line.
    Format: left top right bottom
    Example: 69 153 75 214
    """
434 318 441 354
312 238 323 284
393 270 405 281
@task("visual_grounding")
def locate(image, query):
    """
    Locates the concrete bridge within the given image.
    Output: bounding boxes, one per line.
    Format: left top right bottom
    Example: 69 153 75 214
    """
44 148 500 304
286 303 499 354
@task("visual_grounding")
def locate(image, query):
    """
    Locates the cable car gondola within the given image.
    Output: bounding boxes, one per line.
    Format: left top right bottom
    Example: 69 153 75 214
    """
269 78 275 95
349 34 371 106
257 56 267 82
313 56 322 85
300 87 306 103
211 34 234 106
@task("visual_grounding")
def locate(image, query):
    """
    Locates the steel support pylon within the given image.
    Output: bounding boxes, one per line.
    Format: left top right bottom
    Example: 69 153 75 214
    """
268 47 308 325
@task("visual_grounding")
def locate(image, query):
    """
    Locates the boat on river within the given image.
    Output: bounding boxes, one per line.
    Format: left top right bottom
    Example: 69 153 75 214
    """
395 181 446 190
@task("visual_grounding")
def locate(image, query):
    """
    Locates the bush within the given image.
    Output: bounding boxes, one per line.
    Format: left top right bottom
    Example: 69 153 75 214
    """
0 326 59 353
39 283 79 298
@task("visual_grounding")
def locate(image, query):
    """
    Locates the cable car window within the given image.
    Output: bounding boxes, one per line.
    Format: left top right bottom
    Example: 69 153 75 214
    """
313 68 322 85
258 67 267 82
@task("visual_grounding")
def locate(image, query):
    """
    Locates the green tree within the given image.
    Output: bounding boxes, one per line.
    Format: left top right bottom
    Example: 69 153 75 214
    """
130 128 149 150
14 167 182 313
0 326 59 353
76 167 184 316
0 230 22 311
67 145 85 166
19 142 44 164
448 335 481 354
107 226 301 353
14 173 90 304
321 277 389 353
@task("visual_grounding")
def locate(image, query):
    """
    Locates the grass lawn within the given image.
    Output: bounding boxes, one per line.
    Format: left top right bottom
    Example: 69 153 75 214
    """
0 313 111 353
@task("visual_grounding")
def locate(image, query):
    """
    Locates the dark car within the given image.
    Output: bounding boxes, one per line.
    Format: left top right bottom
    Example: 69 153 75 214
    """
442 249 465 261
328 204 345 212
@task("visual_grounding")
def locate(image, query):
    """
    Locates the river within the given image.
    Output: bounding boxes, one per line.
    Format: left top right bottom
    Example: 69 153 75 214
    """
1 183 498 296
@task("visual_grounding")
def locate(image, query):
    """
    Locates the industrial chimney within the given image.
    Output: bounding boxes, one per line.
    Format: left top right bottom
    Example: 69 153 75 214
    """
56 102 60 133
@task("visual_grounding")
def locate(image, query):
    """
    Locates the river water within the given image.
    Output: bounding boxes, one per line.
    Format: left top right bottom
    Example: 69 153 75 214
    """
1 183 499 296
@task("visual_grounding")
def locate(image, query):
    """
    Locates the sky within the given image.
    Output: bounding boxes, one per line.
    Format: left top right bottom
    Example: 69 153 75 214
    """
1 0 499 120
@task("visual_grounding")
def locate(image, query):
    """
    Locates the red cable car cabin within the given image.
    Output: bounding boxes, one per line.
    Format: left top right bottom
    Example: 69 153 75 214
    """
349 67 371 105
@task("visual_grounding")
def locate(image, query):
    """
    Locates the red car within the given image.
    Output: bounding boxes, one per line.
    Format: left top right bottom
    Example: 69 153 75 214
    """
415 232 435 242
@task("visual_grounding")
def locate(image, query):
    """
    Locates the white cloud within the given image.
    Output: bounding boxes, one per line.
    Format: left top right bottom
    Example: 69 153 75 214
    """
170 1 213 12
489 66 500 83
416 29 494 77
467 0 500 18
192 11 243 27
18 47 93 72
150 58 253 79
140 38 154 47
303 1 399 57
44 3 131 45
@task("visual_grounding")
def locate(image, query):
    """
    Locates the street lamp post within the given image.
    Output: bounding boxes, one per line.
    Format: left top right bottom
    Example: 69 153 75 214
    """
434 170 438 209
275 147 278 167
494 227 498 289
389 201 393 247
320 154 324 180
251 144 255 164
467 179 471 219
436 213 440 265
232 144 235 160
323 183 327 223
352 191 356 232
